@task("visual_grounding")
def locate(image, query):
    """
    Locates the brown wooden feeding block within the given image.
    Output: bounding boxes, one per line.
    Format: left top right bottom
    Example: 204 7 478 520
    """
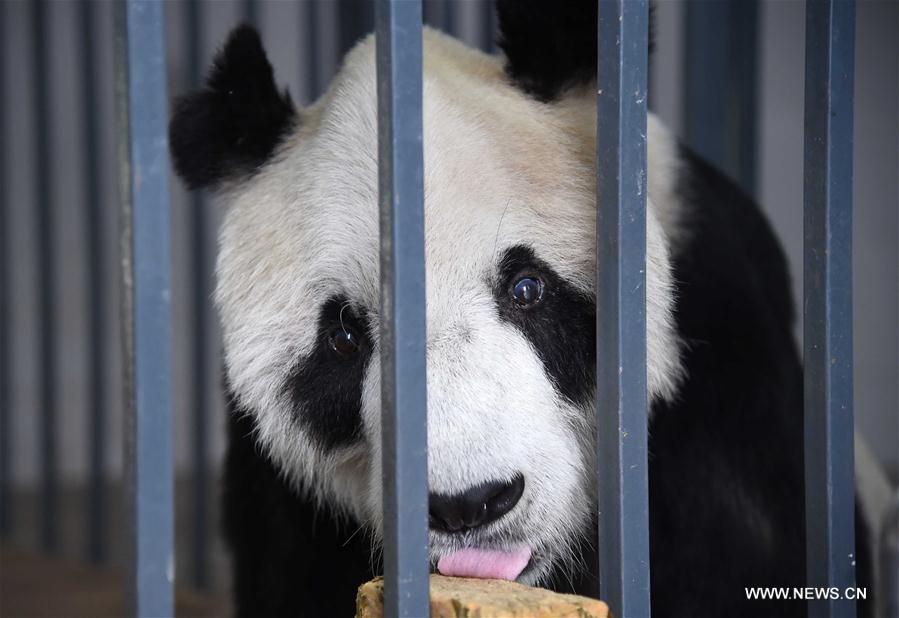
356 574 610 618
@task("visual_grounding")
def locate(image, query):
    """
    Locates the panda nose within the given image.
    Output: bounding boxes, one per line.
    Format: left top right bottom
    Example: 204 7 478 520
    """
429 474 525 533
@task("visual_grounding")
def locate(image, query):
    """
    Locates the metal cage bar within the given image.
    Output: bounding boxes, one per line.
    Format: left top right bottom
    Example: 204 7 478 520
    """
305 0 322 100
185 0 212 590
243 0 258 29
115 0 175 615
803 1 857 617
0 0 11 542
30 0 59 554
728 0 759 196
684 0 759 197
79 0 108 565
375 1 430 616
341 0 375 57
595 1 652 616
482 0 496 54
683 0 728 169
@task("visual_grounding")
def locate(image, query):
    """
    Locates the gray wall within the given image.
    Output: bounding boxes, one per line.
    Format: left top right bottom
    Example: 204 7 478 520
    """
2 0 896 490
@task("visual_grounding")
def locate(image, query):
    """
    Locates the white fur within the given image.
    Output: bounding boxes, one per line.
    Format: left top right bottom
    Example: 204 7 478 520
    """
214 29 685 583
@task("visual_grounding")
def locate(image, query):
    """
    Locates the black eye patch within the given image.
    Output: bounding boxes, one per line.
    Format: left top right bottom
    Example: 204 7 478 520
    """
284 296 373 450
493 245 596 405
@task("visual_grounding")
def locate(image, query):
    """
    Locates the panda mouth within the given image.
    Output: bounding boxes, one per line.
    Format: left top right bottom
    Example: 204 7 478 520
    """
435 545 532 581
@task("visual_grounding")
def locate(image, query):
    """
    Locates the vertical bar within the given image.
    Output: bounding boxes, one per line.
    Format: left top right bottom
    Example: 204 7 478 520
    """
595 1 651 617
729 0 759 195
80 0 107 564
375 1 429 617
305 0 321 101
243 0 258 28
683 0 728 167
423 0 452 32
31 0 58 553
115 1 174 615
186 0 210 590
683 0 759 197
340 0 375 56
441 0 454 35
0 0 11 541
481 0 496 53
803 1 856 617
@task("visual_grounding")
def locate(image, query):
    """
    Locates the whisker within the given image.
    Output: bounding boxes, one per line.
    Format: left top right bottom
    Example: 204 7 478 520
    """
338 300 352 333
492 198 513 262
341 521 367 547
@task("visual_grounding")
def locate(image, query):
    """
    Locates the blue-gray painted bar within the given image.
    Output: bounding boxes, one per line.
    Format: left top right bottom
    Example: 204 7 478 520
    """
186 0 211 590
305 0 322 101
80 0 107 564
595 1 651 616
423 0 452 32
683 0 728 168
31 0 58 553
803 1 856 617
0 0 11 541
441 0 454 36
803 0 857 616
115 1 174 615
684 0 759 197
729 0 759 196
243 0 258 28
340 0 374 56
482 0 496 54
375 1 430 616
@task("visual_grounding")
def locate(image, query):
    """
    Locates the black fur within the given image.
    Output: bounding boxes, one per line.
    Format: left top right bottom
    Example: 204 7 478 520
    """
647 149 807 617
168 25 296 189
496 0 598 102
285 296 373 451
645 149 871 618
496 0 655 102
223 393 374 618
493 245 596 406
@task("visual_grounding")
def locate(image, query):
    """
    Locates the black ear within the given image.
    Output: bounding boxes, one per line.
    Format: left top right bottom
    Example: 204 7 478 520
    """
496 0 654 103
169 25 297 190
496 0 597 102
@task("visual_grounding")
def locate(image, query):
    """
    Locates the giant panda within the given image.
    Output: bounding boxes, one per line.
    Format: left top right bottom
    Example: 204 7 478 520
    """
168 2 872 616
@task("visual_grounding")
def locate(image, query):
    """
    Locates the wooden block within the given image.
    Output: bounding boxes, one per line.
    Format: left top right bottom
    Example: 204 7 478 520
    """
356 574 610 618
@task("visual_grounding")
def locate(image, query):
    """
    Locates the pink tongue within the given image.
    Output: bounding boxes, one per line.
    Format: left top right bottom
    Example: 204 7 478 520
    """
437 547 531 581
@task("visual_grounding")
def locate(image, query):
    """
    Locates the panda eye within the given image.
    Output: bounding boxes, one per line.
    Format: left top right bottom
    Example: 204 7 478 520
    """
329 327 360 357
511 277 544 307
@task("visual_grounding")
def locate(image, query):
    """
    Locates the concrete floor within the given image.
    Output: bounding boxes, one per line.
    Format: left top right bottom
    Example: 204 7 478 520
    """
1 475 232 616
0 549 226 617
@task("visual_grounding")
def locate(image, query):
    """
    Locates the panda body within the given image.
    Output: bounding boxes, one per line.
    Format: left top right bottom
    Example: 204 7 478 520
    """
169 5 871 617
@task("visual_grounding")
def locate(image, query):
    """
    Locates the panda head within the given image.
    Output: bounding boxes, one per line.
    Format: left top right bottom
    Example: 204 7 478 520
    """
170 3 682 585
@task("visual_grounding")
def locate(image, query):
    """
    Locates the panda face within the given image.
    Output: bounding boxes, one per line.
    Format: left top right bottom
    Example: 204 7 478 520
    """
175 27 683 584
